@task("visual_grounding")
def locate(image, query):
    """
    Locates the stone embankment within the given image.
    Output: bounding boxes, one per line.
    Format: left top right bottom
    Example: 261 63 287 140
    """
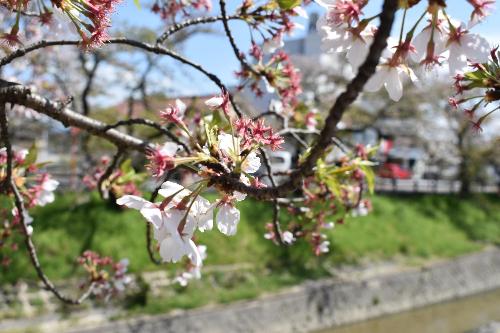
64 247 500 333
468 322 500 333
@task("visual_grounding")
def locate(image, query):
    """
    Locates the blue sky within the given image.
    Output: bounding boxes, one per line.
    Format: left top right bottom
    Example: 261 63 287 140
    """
111 1 500 96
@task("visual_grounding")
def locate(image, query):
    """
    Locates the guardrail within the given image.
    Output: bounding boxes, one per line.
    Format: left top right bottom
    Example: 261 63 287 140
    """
375 178 499 194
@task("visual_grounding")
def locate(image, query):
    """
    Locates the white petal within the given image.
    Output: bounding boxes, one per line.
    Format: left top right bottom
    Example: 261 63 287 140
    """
23 211 33 225
293 6 308 19
233 191 247 201
411 28 431 62
347 38 370 68
192 198 214 232
242 151 261 174
217 133 239 156
139 206 163 229
384 68 403 101
175 99 186 114
187 240 202 267
205 96 224 109
158 142 179 156
316 0 336 9
159 235 187 263
263 35 284 54
282 231 296 244
153 224 169 241
448 53 467 75
42 179 59 191
158 181 191 199
116 195 150 209
364 68 386 92
263 78 276 93
462 33 490 62
216 204 240 236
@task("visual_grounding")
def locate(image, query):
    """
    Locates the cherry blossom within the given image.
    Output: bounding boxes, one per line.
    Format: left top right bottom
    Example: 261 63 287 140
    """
446 23 490 74
12 208 34 236
116 194 202 265
365 64 418 101
146 142 179 177
467 0 496 25
33 174 59 206
263 33 284 54
282 231 296 244
410 17 448 65
160 99 187 125
158 181 214 232
216 202 240 236
217 133 261 174
346 27 375 68
205 91 230 115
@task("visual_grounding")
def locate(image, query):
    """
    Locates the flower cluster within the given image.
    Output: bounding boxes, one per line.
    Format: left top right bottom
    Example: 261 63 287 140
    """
233 117 285 151
83 156 143 197
116 181 216 279
238 0 309 54
77 250 131 299
263 143 375 254
225 2 309 108
449 46 500 132
1 0 121 49
116 91 288 282
318 0 493 101
0 146 59 267
151 0 212 21
0 146 59 228
237 49 302 107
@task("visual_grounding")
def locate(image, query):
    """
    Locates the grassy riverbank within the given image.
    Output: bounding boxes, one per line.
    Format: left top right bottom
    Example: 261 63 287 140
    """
1 193 499 314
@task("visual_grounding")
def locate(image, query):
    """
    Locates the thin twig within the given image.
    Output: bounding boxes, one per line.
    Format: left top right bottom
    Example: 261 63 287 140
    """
0 38 244 116
0 105 94 305
259 148 283 245
97 148 124 199
102 118 190 153
219 0 260 77
0 102 13 193
0 0 398 201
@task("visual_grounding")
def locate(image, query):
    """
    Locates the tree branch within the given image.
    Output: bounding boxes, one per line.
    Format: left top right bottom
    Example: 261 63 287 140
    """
0 0 398 201
0 81 151 152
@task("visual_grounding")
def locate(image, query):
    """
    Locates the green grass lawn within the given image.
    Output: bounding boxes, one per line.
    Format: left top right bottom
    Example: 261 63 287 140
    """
1 192 499 315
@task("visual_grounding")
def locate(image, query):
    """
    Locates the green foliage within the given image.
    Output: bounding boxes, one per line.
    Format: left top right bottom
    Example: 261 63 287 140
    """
1 192 499 315
277 0 301 10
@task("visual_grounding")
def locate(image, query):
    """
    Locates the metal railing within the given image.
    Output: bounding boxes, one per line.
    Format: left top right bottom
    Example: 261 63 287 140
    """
375 178 499 194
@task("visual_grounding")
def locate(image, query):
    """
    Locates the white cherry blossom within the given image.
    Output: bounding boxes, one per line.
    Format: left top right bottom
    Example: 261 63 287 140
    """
263 34 284 54
36 177 59 206
175 99 186 117
205 96 225 109
318 240 330 254
365 64 418 102
242 151 261 174
346 28 375 68
282 231 296 244
158 181 214 232
157 142 179 157
320 24 350 53
446 24 490 74
216 203 240 236
116 194 202 265
217 133 261 174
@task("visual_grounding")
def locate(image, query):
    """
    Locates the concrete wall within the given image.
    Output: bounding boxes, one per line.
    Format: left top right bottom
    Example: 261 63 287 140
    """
68 247 500 333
